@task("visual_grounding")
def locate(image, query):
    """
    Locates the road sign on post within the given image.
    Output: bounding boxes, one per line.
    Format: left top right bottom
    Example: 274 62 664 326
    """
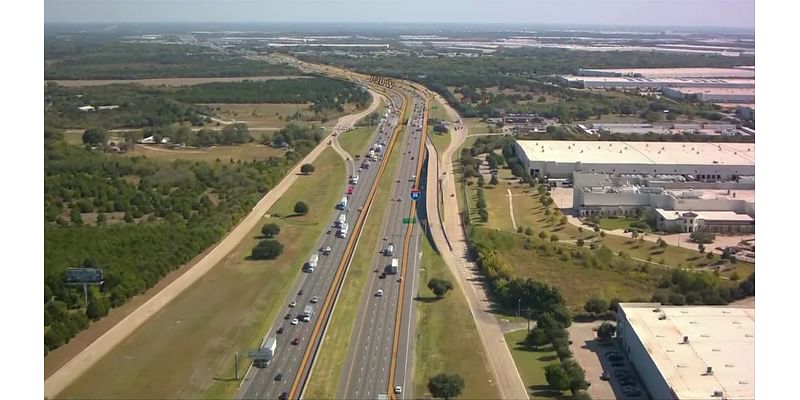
402 217 417 224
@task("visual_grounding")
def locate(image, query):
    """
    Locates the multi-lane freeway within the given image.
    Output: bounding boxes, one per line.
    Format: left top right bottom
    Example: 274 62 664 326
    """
237 88 406 400
337 91 428 400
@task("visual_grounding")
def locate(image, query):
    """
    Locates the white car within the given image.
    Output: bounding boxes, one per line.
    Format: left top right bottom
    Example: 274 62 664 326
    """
290 318 299 325
289 301 296 308
376 289 384 297
395 386 402 394
310 296 319 304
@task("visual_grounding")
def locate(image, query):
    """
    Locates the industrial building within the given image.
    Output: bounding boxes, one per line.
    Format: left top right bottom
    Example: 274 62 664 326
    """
559 75 755 90
571 172 755 233
515 140 755 180
616 303 754 400
661 87 755 103
576 67 755 79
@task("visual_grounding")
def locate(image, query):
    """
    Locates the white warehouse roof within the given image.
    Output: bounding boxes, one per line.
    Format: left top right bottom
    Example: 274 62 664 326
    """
619 303 754 400
517 140 755 166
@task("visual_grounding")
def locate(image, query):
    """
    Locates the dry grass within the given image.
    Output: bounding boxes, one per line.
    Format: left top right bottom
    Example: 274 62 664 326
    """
120 143 287 163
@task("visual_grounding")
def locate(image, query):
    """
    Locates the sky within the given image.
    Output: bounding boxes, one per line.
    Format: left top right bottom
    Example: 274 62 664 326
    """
44 0 754 29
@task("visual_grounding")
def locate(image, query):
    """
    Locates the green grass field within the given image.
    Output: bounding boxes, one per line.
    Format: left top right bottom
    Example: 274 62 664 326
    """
504 330 570 400
339 126 376 157
59 148 346 400
305 112 404 398
596 217 642 231
413 238 500 399
123 142 287 162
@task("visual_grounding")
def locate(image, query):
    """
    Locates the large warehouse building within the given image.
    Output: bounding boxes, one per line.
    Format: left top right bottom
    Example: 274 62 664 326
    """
559 75 755 90
616 303 754 400
515 140 755 179
662 87 755 103
576 67 756 79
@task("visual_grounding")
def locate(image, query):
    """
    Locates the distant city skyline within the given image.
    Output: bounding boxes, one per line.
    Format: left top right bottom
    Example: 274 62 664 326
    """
45 0 755 29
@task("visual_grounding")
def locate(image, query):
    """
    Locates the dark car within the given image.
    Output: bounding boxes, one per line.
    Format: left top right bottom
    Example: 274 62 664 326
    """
292 337 301 345
298 290 304 296
619 377 636 386
613 369 631 379
284 313 291 320
610 361 625 368
600 372 610 381
278 392 288 400
274 373 283 381
607 354 623 362
277 327 285 334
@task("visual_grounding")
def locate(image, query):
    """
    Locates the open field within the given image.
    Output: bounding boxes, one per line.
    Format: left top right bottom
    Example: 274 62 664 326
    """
505 330 570 399
413 237 500 399
596 217 647 232
59 148 345 400
204 103 325 130
339 126 376 157
47 75 311 87
120 143 287 163
304 115 403 398
464 118 492 135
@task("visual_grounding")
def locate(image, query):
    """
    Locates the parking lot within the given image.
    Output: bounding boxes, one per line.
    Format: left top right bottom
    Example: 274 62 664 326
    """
569 322 648 400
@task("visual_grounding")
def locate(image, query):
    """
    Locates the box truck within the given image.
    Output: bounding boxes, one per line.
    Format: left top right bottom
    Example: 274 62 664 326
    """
337 213 347 228
385 258 399 274
303 305 314 322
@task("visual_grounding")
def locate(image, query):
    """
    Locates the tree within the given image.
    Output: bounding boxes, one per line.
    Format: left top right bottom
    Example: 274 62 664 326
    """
96 213 107 226
477 175 485 187
690 231 716 244
261 223 281 238
82 127 107 146
489 175 498 185
599 231 606 238
524 227 533 236
538 231 548 239
576 238 585 247
706 252 715 260
562 359 590 392
300 163 316 174
294 201 309 215
428 373 465 400
544 364 571 390
428 278 454 298
583 297 609 314
85 294 108 321
525 327 550 348
251 240 284 260
596 322 616 340
550 234 560 242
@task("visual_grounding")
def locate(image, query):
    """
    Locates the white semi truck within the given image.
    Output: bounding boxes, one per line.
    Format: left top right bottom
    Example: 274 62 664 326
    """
303 305 314 322
336 213 347 228
305 253 319 272
337 222 349 238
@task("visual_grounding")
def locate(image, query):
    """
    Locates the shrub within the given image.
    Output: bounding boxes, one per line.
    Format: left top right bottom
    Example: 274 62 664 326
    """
294 201 309 215
251 239 284 260
261 223 281 238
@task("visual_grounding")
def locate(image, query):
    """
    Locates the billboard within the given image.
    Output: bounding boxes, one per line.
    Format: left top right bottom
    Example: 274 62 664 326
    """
65 268 104 284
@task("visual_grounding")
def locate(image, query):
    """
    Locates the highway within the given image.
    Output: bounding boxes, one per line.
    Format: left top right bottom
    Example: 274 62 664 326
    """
237 89 405 400
338 90 428 400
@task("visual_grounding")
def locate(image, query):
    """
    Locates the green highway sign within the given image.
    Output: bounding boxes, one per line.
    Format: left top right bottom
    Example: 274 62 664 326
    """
402 217 417 224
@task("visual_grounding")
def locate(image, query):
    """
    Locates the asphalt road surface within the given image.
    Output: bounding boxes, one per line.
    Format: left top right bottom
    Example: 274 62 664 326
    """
237 92 404 400
338 91 427 400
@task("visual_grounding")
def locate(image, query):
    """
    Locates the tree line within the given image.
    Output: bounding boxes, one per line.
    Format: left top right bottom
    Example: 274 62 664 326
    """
45 39 300 80
43 125 322 354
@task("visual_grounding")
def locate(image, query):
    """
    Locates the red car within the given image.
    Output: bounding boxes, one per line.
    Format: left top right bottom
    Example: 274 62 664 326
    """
347 186 354 195
292 337 301 345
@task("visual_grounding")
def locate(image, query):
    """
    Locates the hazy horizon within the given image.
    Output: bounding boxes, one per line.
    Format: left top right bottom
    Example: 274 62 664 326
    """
45 0 755 29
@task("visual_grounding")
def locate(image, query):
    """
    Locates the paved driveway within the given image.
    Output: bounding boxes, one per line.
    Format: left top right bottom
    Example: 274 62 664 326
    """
569 323 616 400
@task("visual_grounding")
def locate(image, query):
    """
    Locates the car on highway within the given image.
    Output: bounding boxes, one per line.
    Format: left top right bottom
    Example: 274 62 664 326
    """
395 386 402 395
298 289 304 296
289 301 297 308
278 392 288 400
321 246 332 255
310 296 319 303
376 289 384 297
291 318 299 325
292 337 301 345
274 373 283 381
277 327 285 334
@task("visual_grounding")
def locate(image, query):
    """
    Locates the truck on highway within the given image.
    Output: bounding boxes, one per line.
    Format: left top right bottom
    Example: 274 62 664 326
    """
385 258 399 274
337 213 347 228
253 336 277 367
303 305 314 322
338 196 348 210
337 222 349 238
304 253 319 272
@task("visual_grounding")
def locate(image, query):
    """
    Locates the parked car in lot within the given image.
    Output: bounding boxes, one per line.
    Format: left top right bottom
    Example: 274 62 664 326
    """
600 372 610 381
